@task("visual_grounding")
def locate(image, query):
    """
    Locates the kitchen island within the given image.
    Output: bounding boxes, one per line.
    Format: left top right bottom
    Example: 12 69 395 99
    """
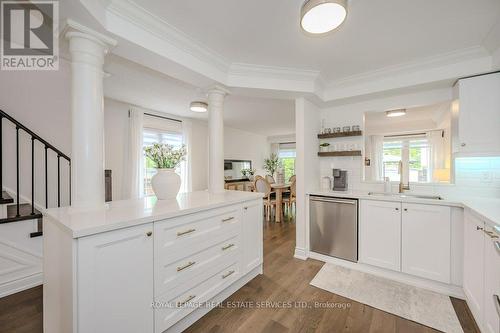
43 190 264 333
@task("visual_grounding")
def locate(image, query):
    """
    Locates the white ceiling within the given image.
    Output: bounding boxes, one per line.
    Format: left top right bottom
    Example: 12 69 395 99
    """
104 55 295 136
137 0 500 81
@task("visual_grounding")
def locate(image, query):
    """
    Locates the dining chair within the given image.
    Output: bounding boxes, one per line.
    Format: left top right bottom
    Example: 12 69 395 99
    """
289 175 296 183
265 175 275 184
283 179 296 216
253 175 276 221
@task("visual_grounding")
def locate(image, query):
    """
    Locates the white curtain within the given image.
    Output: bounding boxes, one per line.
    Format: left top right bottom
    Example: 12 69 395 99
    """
428 129 446 182
181 119 192 193
270 143 280 156
124 108 144 199
370 135 384 181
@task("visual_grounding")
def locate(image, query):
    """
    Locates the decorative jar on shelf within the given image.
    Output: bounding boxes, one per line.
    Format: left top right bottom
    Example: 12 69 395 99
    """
151 169 181 200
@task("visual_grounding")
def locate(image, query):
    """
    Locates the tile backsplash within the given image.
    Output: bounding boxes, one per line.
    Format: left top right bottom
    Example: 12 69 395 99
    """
318 156 500 198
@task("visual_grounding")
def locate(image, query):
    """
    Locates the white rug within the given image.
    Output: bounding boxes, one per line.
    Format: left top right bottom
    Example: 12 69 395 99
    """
310 263 463 333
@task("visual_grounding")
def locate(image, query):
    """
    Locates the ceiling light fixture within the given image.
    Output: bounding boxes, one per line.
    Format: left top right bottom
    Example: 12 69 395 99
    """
190 101 208 113
300 0 348 34
386 109 407 118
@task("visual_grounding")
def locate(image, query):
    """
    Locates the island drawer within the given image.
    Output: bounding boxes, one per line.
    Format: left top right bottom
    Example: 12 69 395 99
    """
154 261 241 332
154 205 241 264
155 234 240 296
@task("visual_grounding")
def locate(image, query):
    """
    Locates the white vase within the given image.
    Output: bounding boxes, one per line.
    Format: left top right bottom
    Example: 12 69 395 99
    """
151 168 181 200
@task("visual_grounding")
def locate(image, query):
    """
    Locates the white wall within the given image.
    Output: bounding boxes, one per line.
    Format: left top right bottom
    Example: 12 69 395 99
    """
103 100 270 198
295 97 320 259
0 59 72 208
316 86 500 197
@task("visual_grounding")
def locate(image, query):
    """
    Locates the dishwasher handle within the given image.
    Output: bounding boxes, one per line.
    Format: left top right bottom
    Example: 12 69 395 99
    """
310 196 357 205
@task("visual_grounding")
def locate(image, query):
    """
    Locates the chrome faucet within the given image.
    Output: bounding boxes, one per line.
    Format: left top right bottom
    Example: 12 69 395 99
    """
398 161 410 193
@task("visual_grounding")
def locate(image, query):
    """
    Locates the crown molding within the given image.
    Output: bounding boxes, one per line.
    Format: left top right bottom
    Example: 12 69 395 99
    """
78 0 497 104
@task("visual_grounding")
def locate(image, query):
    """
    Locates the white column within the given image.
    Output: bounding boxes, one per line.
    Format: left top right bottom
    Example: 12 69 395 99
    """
207 86 229 193
65 23 116 209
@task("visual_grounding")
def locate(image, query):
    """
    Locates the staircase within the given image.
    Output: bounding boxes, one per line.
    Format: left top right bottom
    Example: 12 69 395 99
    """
0 109 71 236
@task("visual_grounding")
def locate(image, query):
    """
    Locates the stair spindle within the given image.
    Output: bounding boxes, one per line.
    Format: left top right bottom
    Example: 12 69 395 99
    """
16 127 20 217
31 137 35 215
57 155 60 207
45 146 48 209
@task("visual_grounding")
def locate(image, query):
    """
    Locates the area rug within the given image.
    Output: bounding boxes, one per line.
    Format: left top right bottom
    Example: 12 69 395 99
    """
310 263 463 333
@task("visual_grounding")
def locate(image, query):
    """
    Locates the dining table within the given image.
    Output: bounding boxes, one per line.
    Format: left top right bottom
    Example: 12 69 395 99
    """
270 183 291 223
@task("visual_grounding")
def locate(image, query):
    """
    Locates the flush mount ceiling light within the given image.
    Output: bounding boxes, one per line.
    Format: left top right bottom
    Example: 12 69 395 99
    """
190 101 208 113
300 0 348 34
386 109 407 118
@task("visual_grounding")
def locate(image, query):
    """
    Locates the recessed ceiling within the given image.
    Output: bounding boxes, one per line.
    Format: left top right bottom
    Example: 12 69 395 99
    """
136 0 500 80
104 55 295 136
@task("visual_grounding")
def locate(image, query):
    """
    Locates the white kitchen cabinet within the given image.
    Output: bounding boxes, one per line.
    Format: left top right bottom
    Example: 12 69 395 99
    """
242 200 263 273
77 223 154 333
401 203 451 283
483 225 500 333
463 210 486 325
452 72 500 155
359 200 401 271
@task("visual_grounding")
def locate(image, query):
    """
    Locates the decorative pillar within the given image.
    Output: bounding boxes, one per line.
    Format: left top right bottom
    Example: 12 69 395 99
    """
65 22 116 209
207 86 229 193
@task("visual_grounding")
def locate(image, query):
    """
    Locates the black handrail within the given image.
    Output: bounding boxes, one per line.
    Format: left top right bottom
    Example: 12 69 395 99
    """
0 109 71 216
0 110 70 161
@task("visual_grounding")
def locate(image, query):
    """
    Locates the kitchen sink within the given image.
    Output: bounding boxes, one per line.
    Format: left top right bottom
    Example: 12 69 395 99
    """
367 192 443 200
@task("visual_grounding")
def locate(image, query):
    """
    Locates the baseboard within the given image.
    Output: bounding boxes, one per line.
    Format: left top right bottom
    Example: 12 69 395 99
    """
308 251 465 299
0 273 42 298
165 265 262 333
294 247 307 260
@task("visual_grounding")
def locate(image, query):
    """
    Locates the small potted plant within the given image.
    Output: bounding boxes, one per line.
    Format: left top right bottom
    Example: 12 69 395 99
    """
319 142 330 152
264 153 280 179
144 143 186 200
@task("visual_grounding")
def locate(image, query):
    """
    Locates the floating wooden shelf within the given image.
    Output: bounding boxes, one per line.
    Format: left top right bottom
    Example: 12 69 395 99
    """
318 131 362 139
318 151 362 157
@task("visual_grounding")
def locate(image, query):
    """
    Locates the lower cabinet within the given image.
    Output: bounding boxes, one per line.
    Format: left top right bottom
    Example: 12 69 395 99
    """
77 223 154 333
359 200 451 284
401 203 451 283
359 200 401 271
242 200 264 272
464 209 500 333
463 210 486 324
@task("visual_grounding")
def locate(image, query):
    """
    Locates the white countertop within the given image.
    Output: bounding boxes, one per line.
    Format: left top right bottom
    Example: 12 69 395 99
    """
45 190 264 238
308 190 500 228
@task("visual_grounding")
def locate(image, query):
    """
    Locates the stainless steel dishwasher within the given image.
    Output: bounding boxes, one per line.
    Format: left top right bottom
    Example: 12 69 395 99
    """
309 196 358 262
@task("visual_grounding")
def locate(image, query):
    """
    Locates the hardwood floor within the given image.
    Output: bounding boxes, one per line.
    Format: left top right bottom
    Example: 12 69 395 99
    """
0 218 479 333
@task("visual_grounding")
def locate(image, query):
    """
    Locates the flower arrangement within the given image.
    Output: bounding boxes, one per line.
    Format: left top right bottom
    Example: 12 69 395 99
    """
241 168 256 178
263 153 281 176
144 143 186 169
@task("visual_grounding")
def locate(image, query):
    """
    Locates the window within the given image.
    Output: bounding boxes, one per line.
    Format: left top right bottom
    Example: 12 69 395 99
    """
142 116 185 196
382 136 431 183
278 142 296 181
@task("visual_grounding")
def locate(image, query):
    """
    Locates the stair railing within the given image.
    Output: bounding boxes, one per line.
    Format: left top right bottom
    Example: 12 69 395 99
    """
0 110 71 216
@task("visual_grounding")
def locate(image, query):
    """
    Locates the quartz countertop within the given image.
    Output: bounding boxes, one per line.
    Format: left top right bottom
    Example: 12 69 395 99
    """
307 190 500 228
45 190 264 238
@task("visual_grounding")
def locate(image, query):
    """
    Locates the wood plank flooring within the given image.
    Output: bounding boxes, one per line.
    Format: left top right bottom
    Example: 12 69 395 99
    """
0 219 479 333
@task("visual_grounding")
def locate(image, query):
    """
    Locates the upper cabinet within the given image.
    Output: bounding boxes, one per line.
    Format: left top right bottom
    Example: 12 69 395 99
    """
452 72 500 155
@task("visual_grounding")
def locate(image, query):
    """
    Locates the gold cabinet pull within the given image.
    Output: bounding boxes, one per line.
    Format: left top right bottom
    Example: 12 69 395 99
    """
222 217 235 223
177 228 196 236
177 295 196 307
222 243 235 251
177 261 196 272
222 270 235 279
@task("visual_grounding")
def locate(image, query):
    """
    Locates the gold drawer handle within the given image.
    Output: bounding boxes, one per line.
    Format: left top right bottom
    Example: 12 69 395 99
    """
177 261 196 272
177 228 196 237
222 217 235 223
222 270 235 279
222 243 235 251
177 295 196 307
